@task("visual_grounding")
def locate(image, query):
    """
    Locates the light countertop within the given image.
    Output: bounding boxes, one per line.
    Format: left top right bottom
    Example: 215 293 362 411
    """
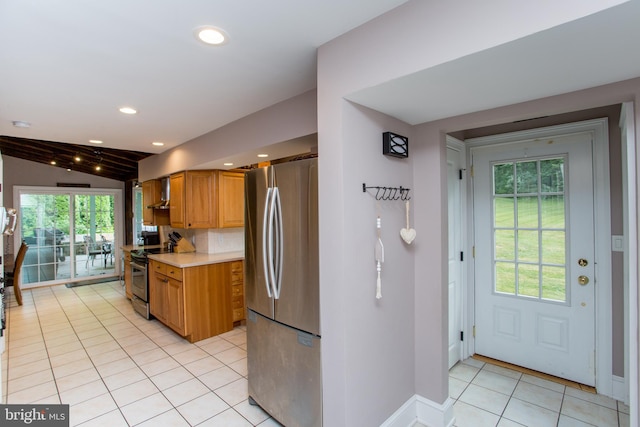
147 251 244 268
121 244 163 252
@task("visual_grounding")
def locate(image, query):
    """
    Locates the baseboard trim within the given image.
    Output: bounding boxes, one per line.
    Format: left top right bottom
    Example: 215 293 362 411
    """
381 394 455 427
612 375 627 402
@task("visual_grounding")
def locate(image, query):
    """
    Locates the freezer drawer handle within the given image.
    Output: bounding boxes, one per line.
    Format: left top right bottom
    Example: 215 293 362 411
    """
297 331 314 347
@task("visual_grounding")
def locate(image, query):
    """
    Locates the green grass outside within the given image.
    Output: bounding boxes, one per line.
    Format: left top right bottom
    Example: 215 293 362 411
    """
494 196 566 301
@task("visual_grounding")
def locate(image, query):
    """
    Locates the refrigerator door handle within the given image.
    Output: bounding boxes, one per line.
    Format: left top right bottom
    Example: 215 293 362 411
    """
267 186 279 298
272 187 283 299
262 188 273 298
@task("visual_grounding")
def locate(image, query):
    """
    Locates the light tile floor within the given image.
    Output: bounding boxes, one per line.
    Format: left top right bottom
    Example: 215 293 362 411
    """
1 281 632 427
449 358 631 427
1 281 282 426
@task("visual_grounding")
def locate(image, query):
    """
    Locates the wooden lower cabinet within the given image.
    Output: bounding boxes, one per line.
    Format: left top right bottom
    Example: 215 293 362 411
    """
123 250 132 300
230 261 245 322
148 259 244 343
166 277 185 334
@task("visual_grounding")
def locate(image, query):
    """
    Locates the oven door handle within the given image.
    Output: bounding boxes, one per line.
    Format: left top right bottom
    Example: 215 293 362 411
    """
131 261 147 270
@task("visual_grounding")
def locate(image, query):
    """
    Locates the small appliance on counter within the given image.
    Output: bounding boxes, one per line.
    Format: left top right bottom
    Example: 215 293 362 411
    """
140 231 159 245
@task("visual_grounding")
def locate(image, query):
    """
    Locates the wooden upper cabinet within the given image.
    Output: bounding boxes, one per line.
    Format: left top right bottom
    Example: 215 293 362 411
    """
217 171 245 228
169 170 245 229
142 179 170 226
169 172 186 228
186 170 217 228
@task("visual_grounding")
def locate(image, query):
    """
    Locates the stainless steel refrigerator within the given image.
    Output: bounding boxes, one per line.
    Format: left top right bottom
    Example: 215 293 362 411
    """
245 157 321 427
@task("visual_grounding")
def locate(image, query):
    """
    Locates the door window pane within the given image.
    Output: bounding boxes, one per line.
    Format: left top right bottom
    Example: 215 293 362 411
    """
20 194 70 284
541 195 564 228
542 231 565 265
518 264 540 298
493 163 514 195
517 230 539 263
495 262 516 295
517 196 538 228
492 157 567 303
494 197 514 227
542 266 566 301
540 158 564 193
516 161 538 193
495 229 515 260
75 195 116 278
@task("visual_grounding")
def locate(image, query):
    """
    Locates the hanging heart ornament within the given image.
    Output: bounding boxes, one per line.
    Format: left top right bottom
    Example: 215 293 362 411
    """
400 200 416 244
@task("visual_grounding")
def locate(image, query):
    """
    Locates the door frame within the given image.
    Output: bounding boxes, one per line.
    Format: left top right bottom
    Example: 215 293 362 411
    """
446 137 469 366
13 185 123 289
463 118 613 396
620 101 638 416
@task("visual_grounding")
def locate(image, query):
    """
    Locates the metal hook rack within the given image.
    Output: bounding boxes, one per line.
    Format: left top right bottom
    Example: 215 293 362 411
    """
362 183 411 201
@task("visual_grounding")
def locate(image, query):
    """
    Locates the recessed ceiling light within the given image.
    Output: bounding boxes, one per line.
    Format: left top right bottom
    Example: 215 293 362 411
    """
12 120 31 128
74 155 82 162
50 160 57 165
95 165 102 171
119 106 137 115
89 140 103 144
257 154 269 158
195 26 228 45
152 142 164 146
223 162 233 166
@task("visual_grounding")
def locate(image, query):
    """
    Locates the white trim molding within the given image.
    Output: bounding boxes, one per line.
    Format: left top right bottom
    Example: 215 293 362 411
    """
613 375 627 402
381 394 455 427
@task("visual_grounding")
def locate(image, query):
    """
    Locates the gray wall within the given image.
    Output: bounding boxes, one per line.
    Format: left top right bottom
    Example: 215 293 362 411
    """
134 1 639 424
137 90 317 181
317 0 640 424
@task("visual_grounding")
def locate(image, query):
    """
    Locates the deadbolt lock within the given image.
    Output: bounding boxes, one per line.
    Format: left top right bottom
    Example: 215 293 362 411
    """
578 275 590 286
578 258 588 267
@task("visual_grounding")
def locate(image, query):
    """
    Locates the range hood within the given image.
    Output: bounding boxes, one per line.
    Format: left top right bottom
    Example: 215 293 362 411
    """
147 177 170 209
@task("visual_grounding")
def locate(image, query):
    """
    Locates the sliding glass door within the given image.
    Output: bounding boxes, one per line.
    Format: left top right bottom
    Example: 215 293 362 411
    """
15 187 122 288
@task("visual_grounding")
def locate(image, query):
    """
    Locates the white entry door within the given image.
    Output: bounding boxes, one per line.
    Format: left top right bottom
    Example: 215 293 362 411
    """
473 131 596 386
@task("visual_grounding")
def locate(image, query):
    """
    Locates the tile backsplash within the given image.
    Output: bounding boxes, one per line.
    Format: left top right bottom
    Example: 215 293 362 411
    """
157 226 244 254
194 228 244 254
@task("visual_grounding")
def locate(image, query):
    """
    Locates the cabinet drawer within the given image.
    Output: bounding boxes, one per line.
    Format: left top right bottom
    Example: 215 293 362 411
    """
231 295 244 309
230 261 243 273
231 284 243 297
152 262 167 275
231 272 243 286
232 308 245 322
166 265 183 281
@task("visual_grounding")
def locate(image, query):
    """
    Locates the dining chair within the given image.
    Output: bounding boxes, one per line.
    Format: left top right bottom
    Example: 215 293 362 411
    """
6 240 28 306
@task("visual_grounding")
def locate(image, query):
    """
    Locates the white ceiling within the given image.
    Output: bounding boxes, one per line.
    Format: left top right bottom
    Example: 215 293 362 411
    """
2 0 639 162
0 0 407 155
349 0 640 126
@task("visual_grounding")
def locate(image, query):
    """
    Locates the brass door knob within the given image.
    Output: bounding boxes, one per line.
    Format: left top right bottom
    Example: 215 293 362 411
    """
578 275 590 286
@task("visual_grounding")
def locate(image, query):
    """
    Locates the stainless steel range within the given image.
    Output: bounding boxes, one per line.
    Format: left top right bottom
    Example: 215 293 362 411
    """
130 247 168 319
